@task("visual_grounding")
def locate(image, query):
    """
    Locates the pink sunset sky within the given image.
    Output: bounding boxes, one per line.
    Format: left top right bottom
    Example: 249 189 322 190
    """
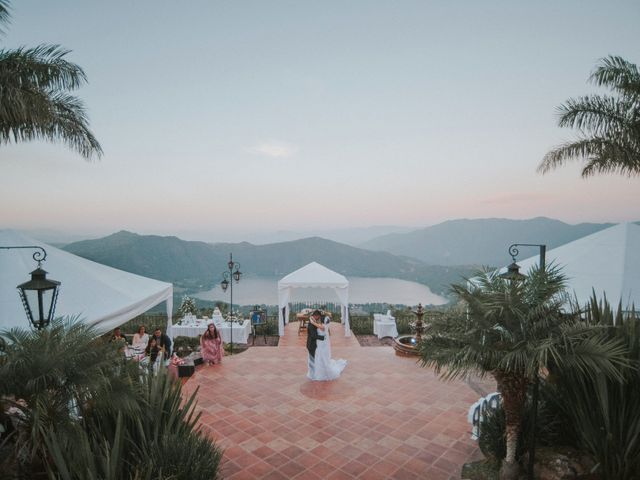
1 1 638 242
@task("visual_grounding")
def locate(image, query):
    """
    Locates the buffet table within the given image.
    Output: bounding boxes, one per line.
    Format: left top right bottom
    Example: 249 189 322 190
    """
169 318 252 344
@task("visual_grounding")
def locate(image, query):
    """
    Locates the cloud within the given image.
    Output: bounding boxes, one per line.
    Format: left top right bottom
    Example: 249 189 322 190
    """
245 141 298 159
480 192 551 205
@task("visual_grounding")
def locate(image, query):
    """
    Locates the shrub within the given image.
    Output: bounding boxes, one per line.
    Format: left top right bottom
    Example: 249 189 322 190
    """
478 386 573 464
549 297 640 480
0 318 222 479
173 336 201 357
350 316 373 335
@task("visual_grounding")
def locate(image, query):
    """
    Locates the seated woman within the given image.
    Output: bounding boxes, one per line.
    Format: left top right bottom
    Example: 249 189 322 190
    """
110 327 128 344
200 323 223 365
132 325 149 351
145 336 161 364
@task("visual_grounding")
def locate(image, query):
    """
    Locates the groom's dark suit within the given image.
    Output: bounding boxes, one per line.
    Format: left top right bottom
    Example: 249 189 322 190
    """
306 318 324 359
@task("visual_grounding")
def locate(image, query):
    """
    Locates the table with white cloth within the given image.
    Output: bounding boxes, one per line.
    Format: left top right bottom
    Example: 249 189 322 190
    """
169 318 252 344
373 313 399 339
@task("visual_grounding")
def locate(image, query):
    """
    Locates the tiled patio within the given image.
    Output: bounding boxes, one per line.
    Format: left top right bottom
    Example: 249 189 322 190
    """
183 322 491 479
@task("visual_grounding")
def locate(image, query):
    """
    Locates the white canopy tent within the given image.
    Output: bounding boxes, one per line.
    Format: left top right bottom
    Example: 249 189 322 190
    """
278 262 351 337
0 230 173 334
497 223 640 309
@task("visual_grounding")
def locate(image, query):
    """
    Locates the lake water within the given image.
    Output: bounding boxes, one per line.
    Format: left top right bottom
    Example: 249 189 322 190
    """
193 276 448 306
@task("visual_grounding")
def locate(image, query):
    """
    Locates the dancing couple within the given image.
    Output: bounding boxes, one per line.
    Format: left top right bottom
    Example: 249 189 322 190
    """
306 310 347 381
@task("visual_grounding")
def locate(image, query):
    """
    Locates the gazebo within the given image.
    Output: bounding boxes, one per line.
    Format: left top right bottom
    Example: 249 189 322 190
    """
277 262 350 337
0 230 173 333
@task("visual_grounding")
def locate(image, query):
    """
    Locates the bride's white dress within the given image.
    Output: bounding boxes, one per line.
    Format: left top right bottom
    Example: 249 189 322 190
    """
308 320 347 381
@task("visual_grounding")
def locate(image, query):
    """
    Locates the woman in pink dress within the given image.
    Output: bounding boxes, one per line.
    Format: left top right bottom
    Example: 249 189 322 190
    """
200 323 223 365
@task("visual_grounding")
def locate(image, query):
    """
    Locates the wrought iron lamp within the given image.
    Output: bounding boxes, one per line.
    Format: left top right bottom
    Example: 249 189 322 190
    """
219 253 241 354
500 243 546 480
1 246 60 329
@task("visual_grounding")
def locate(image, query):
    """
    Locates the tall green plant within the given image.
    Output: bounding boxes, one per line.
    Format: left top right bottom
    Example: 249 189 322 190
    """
0 317 138 477
45 370 222 480
419 266 627 479
0 318 221 479
551 296 640 480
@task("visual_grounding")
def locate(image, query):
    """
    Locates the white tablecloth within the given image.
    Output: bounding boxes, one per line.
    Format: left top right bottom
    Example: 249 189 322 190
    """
169 320 251 344
373 314 398 339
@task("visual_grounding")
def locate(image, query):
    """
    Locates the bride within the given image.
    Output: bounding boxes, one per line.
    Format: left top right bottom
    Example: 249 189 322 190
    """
308 312 347 381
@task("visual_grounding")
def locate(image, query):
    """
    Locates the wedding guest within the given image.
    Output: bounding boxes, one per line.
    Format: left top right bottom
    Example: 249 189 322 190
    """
152 327 172 358
200 323 223 365
145 336 161 364
110 327 127 344
132 325 149 351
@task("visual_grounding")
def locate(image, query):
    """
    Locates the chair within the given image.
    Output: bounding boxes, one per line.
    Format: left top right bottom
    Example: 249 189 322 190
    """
297 313 309 335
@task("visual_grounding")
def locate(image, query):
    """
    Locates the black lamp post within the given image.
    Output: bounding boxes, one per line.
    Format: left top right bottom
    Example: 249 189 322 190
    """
499 243 546 480
220 253 241 355
1 246 61 330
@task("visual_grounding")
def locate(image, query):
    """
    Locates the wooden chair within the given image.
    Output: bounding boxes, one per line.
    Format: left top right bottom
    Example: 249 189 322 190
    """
297 313 308 335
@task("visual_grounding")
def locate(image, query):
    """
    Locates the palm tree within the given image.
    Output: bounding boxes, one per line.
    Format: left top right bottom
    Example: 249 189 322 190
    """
538 55 640 177
0 0 102 159
419 265 627 479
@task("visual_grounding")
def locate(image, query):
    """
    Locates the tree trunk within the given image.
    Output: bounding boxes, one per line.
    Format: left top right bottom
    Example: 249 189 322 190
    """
494 370 528 480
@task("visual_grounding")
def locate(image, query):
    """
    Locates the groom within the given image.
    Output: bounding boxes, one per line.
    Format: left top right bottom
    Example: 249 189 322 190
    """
306 310 325 374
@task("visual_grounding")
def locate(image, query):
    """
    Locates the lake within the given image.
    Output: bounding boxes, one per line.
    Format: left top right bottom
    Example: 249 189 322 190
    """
193 276 448 306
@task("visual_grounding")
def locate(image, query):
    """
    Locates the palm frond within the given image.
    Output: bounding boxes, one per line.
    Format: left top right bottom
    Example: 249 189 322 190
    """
539 136 640 177
0 44 102 159
540 55 640 177
590 55 640 97
557 95 637 140
0 0 10 34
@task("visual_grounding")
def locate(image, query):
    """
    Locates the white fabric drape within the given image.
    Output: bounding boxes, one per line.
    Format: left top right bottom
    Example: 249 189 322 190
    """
277 287 291 336
334 286 350 337
0 230 174 334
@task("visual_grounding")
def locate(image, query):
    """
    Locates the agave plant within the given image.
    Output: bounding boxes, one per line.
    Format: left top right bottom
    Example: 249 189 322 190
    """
419 265 628 479
45 370 223 480
549 295 640 480
0 317 138 477
0 317 221 479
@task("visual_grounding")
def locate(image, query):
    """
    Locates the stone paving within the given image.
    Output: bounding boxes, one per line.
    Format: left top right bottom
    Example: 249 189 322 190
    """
183 322 492 479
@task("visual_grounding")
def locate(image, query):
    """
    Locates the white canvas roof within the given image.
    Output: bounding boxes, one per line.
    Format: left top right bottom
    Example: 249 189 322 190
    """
278 261 349 288
499 223 640 309
0 230 173 334
278 262 350 336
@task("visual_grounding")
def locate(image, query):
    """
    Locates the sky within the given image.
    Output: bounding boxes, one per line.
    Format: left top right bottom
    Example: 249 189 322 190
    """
1 0 639 242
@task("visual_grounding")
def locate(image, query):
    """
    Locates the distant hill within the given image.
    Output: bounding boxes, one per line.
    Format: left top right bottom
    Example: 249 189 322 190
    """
63 231 474 295
360 217 622 266
242 225 416 246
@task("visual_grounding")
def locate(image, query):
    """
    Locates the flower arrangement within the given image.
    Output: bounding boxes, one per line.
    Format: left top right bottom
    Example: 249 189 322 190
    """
177 295 198 318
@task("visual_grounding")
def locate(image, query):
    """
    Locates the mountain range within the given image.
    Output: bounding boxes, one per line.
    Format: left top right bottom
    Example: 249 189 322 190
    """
360 217 626 266
63 231 473 295
62 217 634 297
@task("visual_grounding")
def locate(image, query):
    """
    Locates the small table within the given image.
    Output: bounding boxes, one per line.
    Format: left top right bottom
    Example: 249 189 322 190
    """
169 319 251 344
373 314 398 339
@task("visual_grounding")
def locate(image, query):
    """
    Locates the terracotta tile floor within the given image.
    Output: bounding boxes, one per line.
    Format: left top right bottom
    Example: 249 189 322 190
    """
184 322 493 479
